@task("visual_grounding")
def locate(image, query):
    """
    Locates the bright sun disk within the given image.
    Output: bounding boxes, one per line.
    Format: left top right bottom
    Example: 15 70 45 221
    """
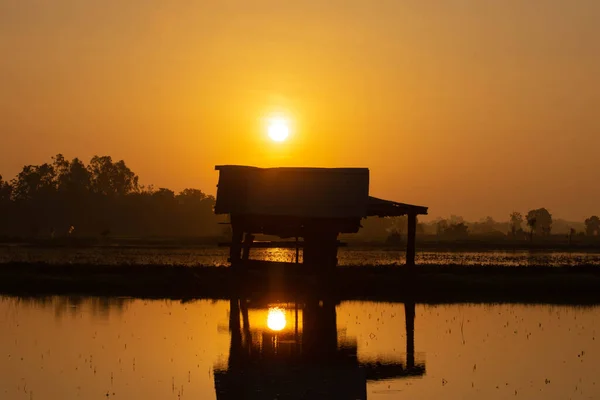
267 117 290 142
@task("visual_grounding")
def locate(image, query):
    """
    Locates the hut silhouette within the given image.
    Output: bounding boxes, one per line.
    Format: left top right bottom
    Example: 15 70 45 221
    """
214 166 428 268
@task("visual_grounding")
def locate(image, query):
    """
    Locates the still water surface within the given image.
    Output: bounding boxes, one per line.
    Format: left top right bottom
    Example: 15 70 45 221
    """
1 297 599 399
2 246 600 266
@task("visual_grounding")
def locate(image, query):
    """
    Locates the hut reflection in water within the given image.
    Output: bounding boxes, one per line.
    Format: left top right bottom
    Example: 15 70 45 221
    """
214 298 425 399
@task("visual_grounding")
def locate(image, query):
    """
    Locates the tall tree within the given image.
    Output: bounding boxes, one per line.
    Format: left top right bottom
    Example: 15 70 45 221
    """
11 163 57 201
0 175 12 203
53 154 91 194
585 216 600 236
388 216 408 236
509 212 523 236
435 218 449 236
88 156 139 196
526 208 553 238
526 212 537 241
535 208 552 235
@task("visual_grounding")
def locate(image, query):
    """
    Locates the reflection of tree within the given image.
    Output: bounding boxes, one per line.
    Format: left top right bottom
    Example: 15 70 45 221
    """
9 296 129 319
0 154 224 238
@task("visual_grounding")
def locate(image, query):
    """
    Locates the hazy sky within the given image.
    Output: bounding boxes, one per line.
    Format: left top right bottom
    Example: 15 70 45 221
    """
1 0 599 221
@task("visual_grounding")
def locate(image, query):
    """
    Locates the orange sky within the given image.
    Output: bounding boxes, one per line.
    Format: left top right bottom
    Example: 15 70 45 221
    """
1 1 599 221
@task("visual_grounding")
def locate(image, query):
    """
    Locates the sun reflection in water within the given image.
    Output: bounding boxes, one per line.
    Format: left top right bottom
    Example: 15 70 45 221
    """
267 307 286 331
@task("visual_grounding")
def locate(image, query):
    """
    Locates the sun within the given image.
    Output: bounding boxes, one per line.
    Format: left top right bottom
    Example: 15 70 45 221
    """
267 117 290 142
267 307 286 331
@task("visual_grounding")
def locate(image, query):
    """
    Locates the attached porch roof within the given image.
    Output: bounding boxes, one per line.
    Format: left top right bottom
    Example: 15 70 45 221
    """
367 196 428 217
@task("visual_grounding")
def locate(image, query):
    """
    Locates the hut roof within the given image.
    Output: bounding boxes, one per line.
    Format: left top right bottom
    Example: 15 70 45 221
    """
215 165 370 219
214 165 427 219
367 196 428 217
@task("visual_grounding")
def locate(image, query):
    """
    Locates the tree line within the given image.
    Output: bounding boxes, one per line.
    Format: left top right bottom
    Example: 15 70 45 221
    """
0 154 224 239
425 209 599 240
1 154 598 242
355 210 599 243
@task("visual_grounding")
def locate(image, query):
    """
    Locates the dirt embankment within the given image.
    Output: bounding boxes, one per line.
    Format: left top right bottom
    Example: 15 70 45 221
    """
1 262 600 304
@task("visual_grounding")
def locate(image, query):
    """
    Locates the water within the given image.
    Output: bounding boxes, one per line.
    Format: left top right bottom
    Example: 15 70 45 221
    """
1 296 599 399
1 245 600 266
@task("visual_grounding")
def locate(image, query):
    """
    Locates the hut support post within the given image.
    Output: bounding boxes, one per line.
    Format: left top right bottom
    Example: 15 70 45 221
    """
295 236 299 264
242 233 254 261
405 302 415 369
229 227 243 266
406 212 417 266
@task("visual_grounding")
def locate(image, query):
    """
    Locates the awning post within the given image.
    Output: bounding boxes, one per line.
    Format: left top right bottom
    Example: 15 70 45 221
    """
406 212 417 266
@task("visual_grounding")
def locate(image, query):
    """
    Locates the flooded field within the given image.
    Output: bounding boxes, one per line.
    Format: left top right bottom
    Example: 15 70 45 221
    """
1 245 600 267
1 297 599 399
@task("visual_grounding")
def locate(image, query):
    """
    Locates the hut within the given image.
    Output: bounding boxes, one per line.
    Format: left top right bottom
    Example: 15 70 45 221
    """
214 165 428 268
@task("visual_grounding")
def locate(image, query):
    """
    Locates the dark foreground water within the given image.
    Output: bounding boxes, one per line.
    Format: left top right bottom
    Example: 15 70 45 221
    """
2 245 600 266
1 297 599 399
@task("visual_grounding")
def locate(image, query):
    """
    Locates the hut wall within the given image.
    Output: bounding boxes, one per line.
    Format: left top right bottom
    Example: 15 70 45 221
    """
215 166 369 219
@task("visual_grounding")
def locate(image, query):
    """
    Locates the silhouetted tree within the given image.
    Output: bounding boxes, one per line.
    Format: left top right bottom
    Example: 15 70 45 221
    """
357 217 395 241
385 216 408 244
469 216 503 235
0 175 13 235
388 216 408 236
526 214 537 241
509 212 523 236
88 156 139 196
445 222 469 239
526 208 552 238
11 163 56 201
585 216 600 236
0 154 229 239
448 215 464 226
54 154 91 194
537 208 552 235
435 218 449 236
0 175 12 203
434 216 468 239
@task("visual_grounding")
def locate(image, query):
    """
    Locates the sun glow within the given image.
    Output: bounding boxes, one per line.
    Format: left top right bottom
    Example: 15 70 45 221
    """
267 307 287 331
267 117 290 142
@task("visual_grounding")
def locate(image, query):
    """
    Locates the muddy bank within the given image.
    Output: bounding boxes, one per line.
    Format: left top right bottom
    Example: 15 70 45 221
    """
1 262 600 304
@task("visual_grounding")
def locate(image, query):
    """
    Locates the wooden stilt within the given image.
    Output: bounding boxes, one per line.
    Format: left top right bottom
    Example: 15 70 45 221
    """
303 230 339 273
242 233 254 261
295 236 299 264
229 226 243 266
406 212 417 266
405 302 415 369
